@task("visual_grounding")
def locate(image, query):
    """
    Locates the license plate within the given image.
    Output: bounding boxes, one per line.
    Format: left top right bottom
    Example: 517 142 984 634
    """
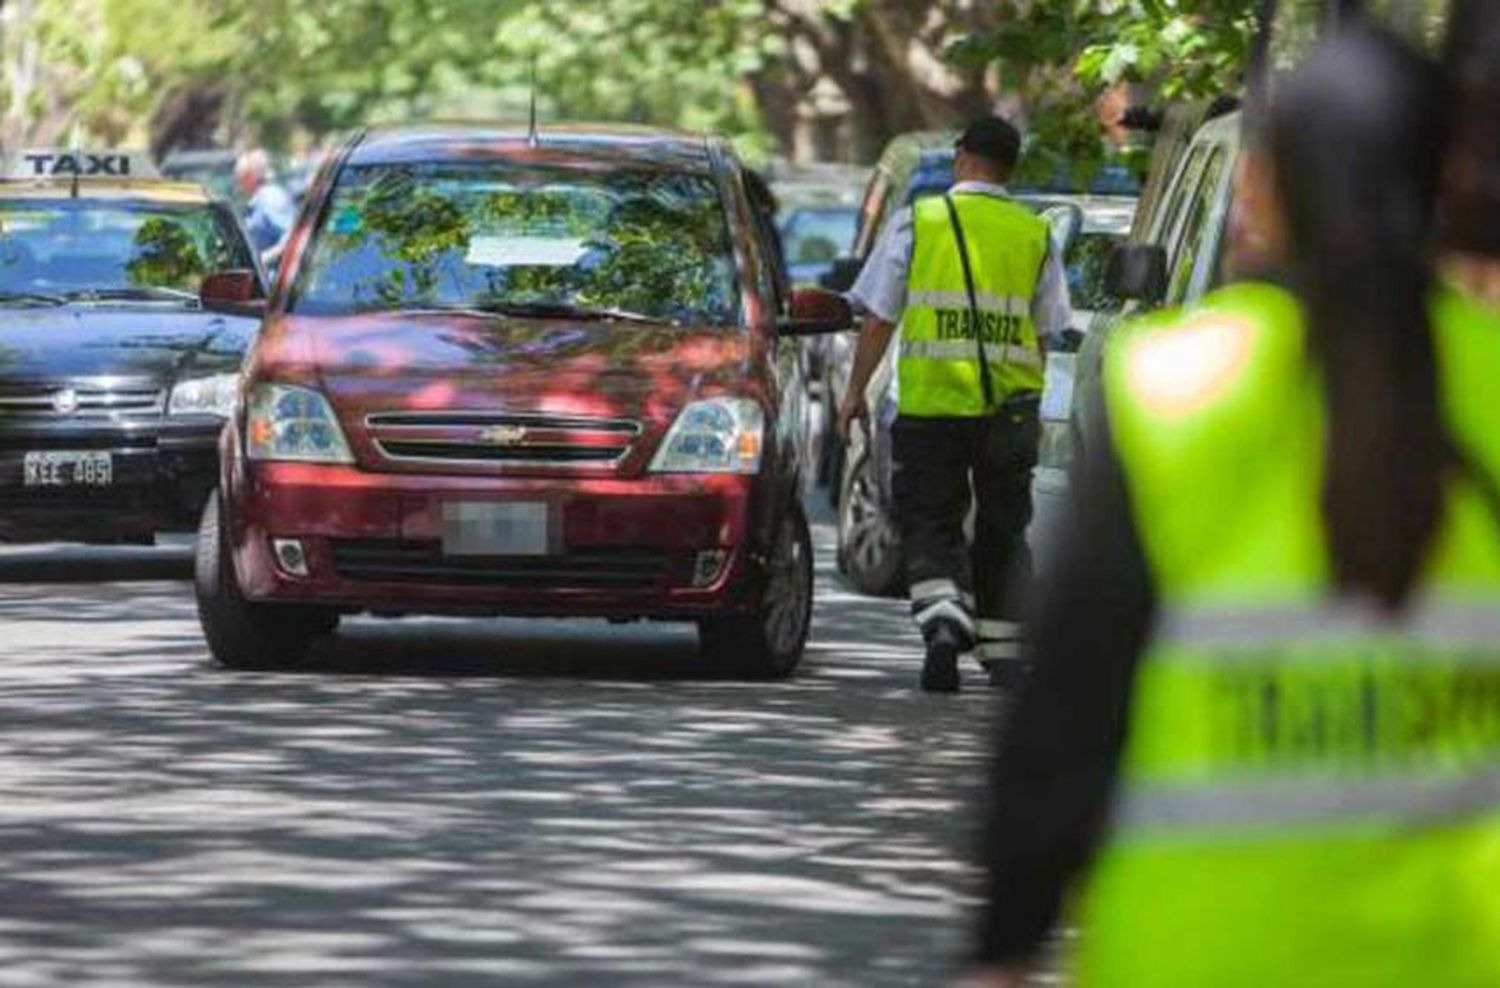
22 451 113 488
441 501 550 556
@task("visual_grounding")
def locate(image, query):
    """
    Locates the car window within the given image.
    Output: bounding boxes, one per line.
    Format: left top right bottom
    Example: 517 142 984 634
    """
1151 146 1209 258
293 161 740 325
0 198 253 297
781 208 856 266
1166 148 1229 303
1066 232 1125 312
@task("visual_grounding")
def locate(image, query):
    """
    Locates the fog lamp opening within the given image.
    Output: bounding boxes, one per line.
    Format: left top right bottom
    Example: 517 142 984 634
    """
272 538 310 577
692 549 728 588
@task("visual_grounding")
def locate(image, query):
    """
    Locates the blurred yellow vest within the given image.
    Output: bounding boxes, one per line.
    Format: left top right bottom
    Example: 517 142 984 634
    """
1079 281 1500 987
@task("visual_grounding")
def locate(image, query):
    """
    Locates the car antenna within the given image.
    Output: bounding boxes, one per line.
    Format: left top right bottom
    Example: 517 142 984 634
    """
527 54 541 149
69 126 82 199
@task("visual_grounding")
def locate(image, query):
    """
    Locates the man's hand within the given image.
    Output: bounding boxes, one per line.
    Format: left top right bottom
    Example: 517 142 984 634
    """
838 314 896 445
837 390 868 445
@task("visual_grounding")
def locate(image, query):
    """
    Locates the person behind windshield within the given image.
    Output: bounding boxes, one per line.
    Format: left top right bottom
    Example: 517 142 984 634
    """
235 148 296 269
968 24 1500 987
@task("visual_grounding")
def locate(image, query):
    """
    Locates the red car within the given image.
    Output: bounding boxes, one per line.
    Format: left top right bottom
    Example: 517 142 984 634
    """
193 124 850 677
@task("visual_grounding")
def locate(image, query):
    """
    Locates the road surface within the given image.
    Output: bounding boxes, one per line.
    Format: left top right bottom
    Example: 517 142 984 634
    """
0 510 1004 987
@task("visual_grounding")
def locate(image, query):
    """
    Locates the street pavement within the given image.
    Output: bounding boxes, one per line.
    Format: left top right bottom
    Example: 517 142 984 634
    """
0 505 1007 987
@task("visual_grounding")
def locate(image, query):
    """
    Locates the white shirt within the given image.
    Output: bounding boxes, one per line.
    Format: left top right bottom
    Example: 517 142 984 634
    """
847 181 1073 348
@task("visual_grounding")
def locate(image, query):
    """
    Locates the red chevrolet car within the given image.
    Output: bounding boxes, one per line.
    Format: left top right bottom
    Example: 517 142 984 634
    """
193 124 850 677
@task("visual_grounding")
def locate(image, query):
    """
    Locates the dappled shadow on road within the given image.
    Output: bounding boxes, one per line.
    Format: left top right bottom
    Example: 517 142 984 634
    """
0 522 999 987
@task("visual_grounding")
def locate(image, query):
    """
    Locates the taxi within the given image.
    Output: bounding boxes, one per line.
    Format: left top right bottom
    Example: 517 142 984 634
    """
0 150 265 543
196 124 851 676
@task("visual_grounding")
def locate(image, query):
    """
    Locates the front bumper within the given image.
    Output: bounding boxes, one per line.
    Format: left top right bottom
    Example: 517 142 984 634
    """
228 462 765 619
0 416 223 543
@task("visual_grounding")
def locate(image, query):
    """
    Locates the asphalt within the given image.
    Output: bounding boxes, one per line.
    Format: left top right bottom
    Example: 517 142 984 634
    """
0 505 1008 987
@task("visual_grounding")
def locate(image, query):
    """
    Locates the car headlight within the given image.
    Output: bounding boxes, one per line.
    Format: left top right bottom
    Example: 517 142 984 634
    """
245 383 354 464
168 373 240 418
650 397 764 474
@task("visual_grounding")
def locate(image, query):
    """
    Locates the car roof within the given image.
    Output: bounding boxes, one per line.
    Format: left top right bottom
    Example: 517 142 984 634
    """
0 180 214 205
347 123 720 173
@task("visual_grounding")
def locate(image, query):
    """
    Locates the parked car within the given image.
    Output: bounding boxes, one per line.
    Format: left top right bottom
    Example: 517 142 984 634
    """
0 149 265 544
780 203 859 289
195 124 851 677
1060 107 1243 511
832 194 1137 596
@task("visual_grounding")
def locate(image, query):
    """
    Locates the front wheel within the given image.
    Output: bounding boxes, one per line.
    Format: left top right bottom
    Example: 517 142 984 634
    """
698 501 813 679
195 493 339 670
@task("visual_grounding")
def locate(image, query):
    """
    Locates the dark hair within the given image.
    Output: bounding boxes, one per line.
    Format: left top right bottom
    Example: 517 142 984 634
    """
1440 0 1500 254
956 116 1022 172
1266 26 1449 610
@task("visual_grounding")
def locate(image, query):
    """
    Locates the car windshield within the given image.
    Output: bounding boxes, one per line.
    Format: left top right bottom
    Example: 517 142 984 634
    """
293 161 740 325
781 207 856 266
0 199 252 303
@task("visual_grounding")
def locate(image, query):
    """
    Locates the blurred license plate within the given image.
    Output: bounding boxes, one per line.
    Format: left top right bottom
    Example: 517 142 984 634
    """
442 501 550 556
23 451 113 487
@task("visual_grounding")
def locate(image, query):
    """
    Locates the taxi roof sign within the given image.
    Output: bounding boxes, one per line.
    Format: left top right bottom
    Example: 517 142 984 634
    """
5 149 160 182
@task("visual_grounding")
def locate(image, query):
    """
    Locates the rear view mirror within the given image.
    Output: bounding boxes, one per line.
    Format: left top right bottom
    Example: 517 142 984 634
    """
778 287 854 337
819 256 863 293
1105 243 1167 307
200 269 264 312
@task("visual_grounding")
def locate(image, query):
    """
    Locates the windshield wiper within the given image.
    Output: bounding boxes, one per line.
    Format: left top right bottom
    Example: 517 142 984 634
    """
471 300 661 324
64 286 201 306
0 291 67 306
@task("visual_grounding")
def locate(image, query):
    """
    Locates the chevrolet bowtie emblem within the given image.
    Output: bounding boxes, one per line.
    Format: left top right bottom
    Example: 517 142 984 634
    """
478 424 528 446
51 389 79 415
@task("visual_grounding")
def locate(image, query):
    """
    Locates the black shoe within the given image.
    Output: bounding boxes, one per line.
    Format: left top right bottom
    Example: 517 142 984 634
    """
921 639 961 693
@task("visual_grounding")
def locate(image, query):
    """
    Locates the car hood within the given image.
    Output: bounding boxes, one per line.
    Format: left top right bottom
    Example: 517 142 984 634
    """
292 313 752 426
0 305 259 383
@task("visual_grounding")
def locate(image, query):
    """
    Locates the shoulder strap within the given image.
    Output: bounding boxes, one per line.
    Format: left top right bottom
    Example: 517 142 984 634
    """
942 193 995 412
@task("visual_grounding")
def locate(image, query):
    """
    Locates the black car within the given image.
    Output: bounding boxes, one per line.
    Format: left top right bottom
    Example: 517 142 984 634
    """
0 154 265 543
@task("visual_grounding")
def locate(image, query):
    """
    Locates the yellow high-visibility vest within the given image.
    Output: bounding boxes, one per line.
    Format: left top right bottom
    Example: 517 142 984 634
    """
897 193 1049 417
1076 280 1500 987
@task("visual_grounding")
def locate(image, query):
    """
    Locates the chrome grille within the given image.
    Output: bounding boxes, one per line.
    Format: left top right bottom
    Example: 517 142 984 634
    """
0 384 163 420
367 412 640 468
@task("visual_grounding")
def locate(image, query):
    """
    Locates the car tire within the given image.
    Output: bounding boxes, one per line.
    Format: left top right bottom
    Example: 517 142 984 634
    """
698 500 813 680
837 451 905 598
195 493 337 670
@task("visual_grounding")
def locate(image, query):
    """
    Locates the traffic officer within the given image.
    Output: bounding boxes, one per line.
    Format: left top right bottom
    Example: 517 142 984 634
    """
969 26 1500 987
837 116 1071 693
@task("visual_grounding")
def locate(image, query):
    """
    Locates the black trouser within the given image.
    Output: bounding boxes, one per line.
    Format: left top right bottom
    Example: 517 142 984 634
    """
891 401 1039 662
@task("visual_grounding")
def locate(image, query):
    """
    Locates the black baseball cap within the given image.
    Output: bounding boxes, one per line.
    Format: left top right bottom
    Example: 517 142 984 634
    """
955 115 1022 169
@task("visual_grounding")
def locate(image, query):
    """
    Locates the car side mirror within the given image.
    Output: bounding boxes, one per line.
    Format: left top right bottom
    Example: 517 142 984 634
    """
819 256 863 293
778 287 854 337
1105 243 1167 307
200 269 264 313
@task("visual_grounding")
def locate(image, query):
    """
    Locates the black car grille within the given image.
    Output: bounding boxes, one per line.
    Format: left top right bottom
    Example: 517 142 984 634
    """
329 540 671 590
366 412 640 468
0 384 163 421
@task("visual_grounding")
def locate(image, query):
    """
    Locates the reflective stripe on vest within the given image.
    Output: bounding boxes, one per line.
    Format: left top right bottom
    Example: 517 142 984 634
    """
1074 282 1500 987
897 194 1049 417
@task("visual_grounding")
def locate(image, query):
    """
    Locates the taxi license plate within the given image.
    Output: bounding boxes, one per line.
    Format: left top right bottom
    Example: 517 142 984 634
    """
23 451 113 488
442 501 550 556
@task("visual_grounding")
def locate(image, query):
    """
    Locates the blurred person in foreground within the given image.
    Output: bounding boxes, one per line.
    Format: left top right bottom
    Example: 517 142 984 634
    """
836 116 1071 692
968 25 1500 988
235 148 297 268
